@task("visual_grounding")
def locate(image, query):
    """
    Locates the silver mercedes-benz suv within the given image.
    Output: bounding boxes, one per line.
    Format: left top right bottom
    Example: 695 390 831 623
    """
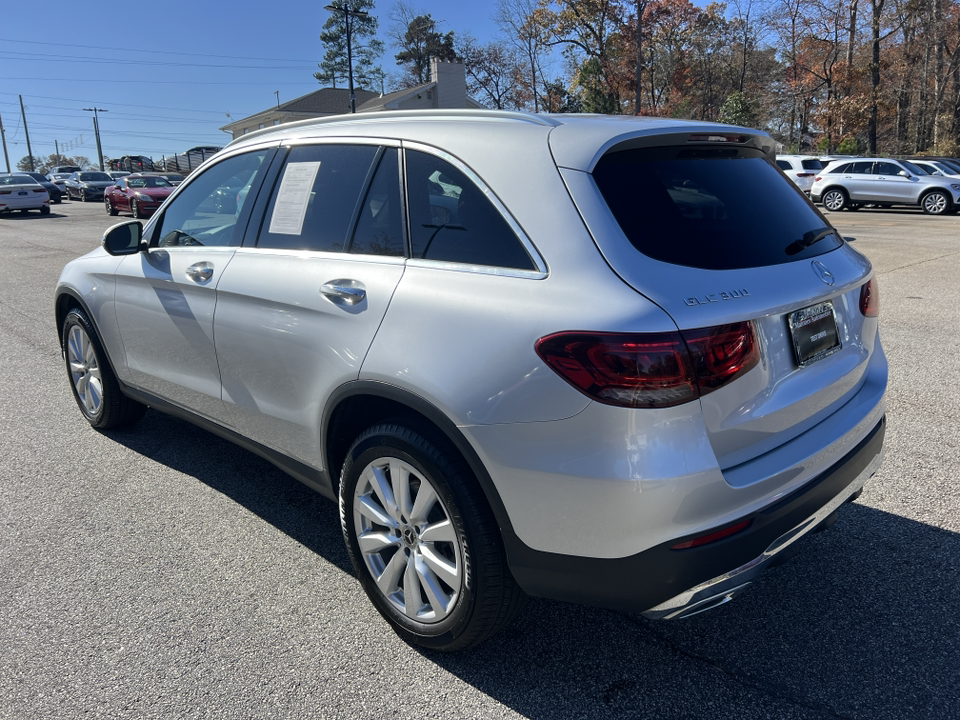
56 110 887 651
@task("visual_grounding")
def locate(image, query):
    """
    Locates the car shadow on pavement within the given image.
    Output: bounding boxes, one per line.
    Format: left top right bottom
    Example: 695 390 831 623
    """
102 409 354 576
105 410 959 719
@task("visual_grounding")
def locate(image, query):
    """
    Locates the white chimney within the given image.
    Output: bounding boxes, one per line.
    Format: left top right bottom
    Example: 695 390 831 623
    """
430 57 467 109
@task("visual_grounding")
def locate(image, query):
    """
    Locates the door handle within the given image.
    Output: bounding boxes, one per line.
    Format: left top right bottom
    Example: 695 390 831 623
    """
320 281 366 305
186 262 214 283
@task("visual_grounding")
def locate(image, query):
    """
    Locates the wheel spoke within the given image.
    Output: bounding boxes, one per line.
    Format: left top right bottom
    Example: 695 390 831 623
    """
403 553 421 617
392 459 414 520
356 494 398 528
367 464 400 523
375 547 407 596
419 544 460 589
409 481 438 526
419 518 455 543
415 553 452 616
358 530 399 555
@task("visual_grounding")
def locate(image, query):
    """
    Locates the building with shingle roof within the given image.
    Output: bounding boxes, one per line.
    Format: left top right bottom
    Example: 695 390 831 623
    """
220 59 483 141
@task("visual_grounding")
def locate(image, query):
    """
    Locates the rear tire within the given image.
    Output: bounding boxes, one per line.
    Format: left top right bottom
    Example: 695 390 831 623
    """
62 308 146 430
40 206 50 215
339 422 525 651
822 188 848 212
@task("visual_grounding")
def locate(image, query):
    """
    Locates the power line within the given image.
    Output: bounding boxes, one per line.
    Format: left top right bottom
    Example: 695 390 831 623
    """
0 50 308 70
0 37 317 63
0 92 229 115
5 77 316 86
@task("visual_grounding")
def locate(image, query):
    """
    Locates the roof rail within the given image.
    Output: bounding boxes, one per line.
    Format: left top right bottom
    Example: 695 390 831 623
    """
225 108 560 148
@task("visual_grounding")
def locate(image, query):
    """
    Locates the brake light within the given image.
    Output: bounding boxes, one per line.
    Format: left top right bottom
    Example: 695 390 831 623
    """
814 176 822 182
796 173 814 177
535 322 759 409
860 277 879 317
33 188 46 193
688 133 749 144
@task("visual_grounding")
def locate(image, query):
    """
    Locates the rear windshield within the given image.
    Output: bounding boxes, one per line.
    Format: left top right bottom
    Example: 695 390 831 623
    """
801 158 823 170
592 146 842 270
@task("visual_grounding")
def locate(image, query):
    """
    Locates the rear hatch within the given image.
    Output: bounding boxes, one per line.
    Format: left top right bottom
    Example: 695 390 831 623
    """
553 128 879 473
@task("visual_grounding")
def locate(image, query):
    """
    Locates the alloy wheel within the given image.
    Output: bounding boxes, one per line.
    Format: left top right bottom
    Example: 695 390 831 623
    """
352 456 462 623
67 324 103 418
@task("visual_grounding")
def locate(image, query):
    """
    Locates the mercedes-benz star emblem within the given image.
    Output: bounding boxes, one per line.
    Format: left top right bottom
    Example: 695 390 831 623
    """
812 260 835 286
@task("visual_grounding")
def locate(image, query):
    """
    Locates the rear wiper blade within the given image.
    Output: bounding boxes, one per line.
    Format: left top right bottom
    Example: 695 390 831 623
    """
786 227 837 256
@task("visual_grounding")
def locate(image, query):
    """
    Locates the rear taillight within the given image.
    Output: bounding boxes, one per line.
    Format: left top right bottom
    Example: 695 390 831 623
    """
33 188 46 193
860 277 879 317
535 322 759 409
796 172 814 177
814 176 822 182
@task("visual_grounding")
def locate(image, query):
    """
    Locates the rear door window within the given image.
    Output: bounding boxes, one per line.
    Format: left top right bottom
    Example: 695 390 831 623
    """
592 146 842 270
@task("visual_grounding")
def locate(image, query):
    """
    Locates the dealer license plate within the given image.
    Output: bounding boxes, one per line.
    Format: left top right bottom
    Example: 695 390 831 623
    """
788 301 841 367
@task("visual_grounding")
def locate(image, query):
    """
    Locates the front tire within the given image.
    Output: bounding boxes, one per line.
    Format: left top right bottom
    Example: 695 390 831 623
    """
80 189 87 202
132 199 143 219
821 188 848 212
62 308 146 430
339 422 524 652
922 190 950 215
105 197 118 216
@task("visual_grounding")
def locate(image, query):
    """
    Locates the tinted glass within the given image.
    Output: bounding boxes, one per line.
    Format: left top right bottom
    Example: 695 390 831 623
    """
873 162 900 175
80 172 111 181
406 150 534 270
801 159 823 170
257 144 378 252
1 175 37 185
899 160 925 175
348 148 404 256
592 146 842 270
848 162 874 174
776 160 792 171
153 149 270 248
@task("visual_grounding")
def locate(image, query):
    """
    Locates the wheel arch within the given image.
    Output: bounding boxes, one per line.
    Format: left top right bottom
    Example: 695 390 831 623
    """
323 381 519 550
54 289 123 373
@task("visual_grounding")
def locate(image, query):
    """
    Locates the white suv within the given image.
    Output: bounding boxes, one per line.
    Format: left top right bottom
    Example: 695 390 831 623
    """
775 154 824 194
56 110 887 651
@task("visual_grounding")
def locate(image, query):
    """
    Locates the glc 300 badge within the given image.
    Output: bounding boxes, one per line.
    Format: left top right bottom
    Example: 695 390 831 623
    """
684 288 750 306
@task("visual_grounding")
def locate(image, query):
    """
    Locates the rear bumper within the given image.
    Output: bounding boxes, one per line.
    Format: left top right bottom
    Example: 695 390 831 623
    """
506 415 885 615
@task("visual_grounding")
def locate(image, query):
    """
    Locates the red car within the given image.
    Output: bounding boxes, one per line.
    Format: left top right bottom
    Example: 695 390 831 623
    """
103 173 175 218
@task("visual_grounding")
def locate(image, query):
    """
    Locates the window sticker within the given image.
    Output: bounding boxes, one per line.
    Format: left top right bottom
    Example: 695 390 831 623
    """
268 161 321 235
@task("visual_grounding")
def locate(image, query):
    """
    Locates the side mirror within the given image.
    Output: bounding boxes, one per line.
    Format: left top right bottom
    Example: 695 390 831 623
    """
898 170 910 178
102 220 144 256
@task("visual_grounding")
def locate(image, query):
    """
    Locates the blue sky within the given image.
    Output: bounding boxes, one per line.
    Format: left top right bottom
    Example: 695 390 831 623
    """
0 1 502 169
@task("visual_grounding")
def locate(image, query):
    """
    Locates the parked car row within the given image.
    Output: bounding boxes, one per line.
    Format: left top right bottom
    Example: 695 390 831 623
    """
778 154 960 214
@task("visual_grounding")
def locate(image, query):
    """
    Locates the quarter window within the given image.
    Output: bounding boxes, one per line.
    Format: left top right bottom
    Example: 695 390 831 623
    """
256 144 379 252
152 149 270 248
405 150 534 270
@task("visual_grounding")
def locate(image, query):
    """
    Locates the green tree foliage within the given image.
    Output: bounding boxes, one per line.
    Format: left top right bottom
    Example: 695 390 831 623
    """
16 155 43 172
718 90 760 127
392 7 457 87
315 0 385 91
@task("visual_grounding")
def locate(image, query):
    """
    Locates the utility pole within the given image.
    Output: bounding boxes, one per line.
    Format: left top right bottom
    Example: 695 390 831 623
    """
82 107 108 171
324 2 369 113
19 95 34 171
0 111 10 173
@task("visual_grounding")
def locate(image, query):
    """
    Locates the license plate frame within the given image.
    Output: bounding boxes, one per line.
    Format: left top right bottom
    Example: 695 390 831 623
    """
788 300 842 367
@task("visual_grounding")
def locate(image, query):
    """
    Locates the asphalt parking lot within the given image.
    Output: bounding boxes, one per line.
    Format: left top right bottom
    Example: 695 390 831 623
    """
1 200 958 719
